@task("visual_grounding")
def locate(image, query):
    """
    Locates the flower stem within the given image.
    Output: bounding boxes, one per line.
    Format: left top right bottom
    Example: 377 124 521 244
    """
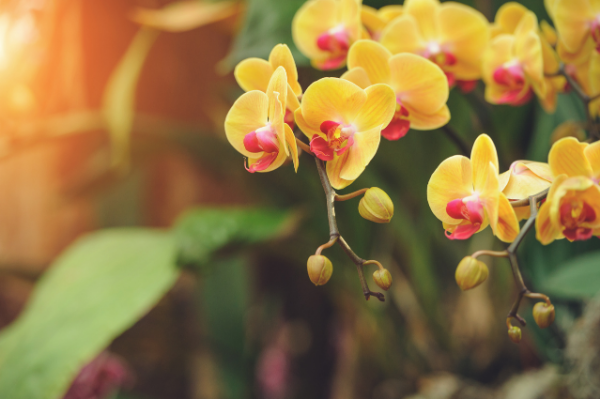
335 188 368 202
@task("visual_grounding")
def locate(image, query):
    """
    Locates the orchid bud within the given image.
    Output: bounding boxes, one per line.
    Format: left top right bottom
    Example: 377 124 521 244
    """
455 256 489 291
508 326 522 343
358 187 394 223
372 268 392 291
532 302 555 329
307 255 333 286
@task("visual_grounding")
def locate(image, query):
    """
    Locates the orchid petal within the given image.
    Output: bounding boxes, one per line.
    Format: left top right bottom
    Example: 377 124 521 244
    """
499 170 511 192
404 0 439 41
340 125 381 181
549 137 592 178
536 199 560 245
284 123 299 172
480 162 500 235
347 40 392 84
494 193 520 242
404 104 450 130
326 151 353 189
471 134 499 193
390 53 449 113
493 2 528 35
380 15 425 55
341 67 372 89
234 58 273 92
266 66 288 123
438 2 489 80
225 90 269 157
353 83 396 131
301 77 367 127
554 0 594 53
584 141 600 180
292 0 339 60
294 108 322 140
427 155 473 224
269 44 302 96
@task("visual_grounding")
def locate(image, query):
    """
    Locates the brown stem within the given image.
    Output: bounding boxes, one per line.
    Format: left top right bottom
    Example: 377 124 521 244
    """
295 137 313 155
315 237 338 255
509 188 549 208
471 250 508 259
441 124 471 157
505 191 549 326
335 188 368 202
314 158 385 302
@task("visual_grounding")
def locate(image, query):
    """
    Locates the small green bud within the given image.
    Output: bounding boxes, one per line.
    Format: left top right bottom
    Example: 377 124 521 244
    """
358 187 394 223
455 256 489 291
307 255 333 286
532 302 555 329
372 268 392 291
508 326 522 343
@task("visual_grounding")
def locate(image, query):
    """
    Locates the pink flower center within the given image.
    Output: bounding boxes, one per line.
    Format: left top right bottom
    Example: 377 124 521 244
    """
316 26 350 70
492 62 532 106
420 42 458 87
309 120 356 161
382 98 410 141
243 124 279 173
445 197 484 240
560 199 596 241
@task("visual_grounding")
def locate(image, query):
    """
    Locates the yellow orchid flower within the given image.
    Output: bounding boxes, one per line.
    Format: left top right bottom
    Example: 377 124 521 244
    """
292 0 362 70
379 0 489 91
489 4 562 112
536 137 600 244
482 11 546 107
234 44 302 129
590 50 600 117
224 67 298 173
294 77 396 189
499 161 553 220
551 0 600 55
361 5 403 41
536 175 600 244
341 40 449 140
427 134 520 242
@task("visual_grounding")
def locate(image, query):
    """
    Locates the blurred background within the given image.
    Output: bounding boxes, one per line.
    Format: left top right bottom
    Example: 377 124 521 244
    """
1 0 600 398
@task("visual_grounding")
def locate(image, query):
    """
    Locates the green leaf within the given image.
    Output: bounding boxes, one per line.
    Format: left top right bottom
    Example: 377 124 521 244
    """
221 0 308 70
0 229 179 398
102 27 159 172
541 250 600 299
174 207 294 271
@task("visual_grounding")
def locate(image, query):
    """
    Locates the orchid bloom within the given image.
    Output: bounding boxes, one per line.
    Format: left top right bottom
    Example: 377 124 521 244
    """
292 0 361 70
482 11 546 107
341 40 449 140
427 134 520 242
234 44 302 128
499 161 553 220
489 2 562 112
378 0 489 90
536 137 600 244
550 0 600 54
294 78 396 189
224 67 298 173
361 4 403 41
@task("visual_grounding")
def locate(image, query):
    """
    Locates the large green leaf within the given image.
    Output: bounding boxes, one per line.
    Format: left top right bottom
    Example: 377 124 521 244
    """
174 207 295 271
0 229 179 398
221 0 308 69
541 250 600 299
102 27 158 172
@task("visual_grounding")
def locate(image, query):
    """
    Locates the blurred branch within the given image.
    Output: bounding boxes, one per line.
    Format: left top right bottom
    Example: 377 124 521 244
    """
558 63 600 140
441 124 471 157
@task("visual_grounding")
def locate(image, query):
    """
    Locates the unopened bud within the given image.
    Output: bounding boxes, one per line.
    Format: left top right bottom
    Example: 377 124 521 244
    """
455 256 488 291
508 326 522 343
358 187 394 223
307 255 333 286
372 268 392 291
532 302 555 329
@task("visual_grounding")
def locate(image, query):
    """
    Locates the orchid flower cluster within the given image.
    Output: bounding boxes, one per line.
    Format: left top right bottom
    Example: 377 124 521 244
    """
224 0 600 343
